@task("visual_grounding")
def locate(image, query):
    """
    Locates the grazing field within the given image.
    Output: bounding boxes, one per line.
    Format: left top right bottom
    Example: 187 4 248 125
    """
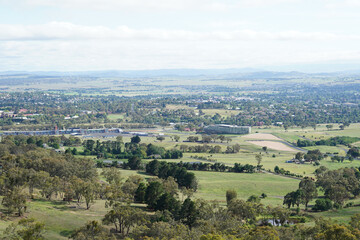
192 171 299 206
247 140 298 152
101 169 300 206
0 198 110 240
107 114 126 121
99 169 300 206
242 133 281 140
307 198 360 224
300 132 331 141
327 124 360 138
270 132 303 143
303 145 346 155
199 109 242 117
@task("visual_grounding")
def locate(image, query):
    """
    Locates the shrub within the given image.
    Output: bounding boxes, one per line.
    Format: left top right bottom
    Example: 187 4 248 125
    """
345 202 354 208
312 198 333 211
226 190 237 205
313 161 320 166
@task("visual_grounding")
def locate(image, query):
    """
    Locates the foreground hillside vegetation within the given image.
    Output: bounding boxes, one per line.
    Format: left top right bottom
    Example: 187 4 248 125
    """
0 75 360 239
0 129 360 239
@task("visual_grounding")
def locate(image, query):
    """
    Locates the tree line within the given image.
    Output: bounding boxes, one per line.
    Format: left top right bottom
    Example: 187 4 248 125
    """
76 136 183 160
296 136 359 147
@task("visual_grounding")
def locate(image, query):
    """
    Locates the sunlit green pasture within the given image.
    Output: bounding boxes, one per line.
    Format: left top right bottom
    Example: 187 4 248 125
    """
0 198 110 240
192 171 299 206
107 113 126 121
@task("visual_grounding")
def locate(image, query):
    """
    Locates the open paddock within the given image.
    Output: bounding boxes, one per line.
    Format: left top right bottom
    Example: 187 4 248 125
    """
247 140 298 152
242 133 281 141
193 171 299 206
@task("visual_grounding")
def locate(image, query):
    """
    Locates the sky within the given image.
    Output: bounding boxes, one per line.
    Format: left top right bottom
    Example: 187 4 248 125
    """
0 0 360 72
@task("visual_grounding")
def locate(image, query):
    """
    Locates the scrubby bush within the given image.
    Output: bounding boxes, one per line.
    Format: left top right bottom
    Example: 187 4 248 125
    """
312 199 333 211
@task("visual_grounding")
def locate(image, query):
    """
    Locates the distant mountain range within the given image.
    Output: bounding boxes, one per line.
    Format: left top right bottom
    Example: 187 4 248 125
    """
1 68 360 79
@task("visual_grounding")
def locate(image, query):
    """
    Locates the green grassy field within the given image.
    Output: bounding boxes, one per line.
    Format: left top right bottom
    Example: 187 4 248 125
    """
271 132 302 143
107 114 126 121
0 170 298 239
303 146 346 155
2 165 360 239
0 198 110 240
200 109 242 117
328 127 360 138
307 208 360 224
99 168 300 207
192 171 299 206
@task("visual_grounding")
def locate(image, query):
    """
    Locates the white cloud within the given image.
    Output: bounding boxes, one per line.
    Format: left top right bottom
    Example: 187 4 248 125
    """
208 20 255 29
1 1 360 71
16 0 299 11
16 0 360 11
1 33 360 71
346 0 360 6
0 22 357 42
324 0 360 8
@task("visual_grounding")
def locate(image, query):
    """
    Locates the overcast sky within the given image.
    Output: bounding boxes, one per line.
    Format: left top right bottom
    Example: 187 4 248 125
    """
0 0 360 72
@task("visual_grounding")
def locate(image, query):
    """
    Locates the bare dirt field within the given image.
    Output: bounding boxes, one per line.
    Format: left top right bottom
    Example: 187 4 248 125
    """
242 133 281 141
247 140 297 152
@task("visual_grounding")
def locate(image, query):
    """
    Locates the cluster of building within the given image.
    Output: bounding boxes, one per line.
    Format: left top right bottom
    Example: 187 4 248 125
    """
0 126 156 139
285 159 306 164
0 109 43 122
0 127 123 136
0 109 98 122
0 110 16 118
188 96 254 105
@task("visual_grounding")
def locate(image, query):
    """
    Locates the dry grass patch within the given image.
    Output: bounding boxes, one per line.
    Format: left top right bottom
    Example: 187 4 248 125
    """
247 140 297 152
242 133 281 141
